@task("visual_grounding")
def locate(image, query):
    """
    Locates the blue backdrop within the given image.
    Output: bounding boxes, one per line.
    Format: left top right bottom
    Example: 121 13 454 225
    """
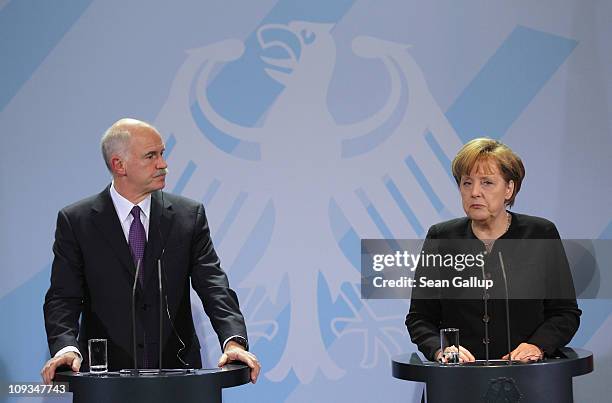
1 1 611 401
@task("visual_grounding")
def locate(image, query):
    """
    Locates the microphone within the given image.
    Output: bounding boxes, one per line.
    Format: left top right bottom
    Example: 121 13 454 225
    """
498 251 513 365
132 259 142 371
480 259 490 365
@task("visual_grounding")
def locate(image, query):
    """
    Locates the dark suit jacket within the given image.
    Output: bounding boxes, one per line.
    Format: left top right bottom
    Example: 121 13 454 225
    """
44 186 247 370
406 212 581 361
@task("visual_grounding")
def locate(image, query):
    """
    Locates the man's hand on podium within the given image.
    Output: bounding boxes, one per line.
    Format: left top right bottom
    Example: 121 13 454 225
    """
502 342 544 362
218 340 261 384
41 352 81 384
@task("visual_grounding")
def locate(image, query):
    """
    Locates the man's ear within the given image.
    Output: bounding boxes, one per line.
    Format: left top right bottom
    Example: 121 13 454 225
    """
111 155 127 176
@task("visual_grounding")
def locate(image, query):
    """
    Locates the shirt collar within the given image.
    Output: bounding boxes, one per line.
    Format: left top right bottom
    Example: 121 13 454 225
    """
110 182 151 223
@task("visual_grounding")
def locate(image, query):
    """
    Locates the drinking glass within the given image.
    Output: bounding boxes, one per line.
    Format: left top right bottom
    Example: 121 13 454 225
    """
88 339 108 373
440 328 460 364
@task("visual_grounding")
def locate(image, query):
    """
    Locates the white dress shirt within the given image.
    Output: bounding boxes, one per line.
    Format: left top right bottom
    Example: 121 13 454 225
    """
109 182 151 243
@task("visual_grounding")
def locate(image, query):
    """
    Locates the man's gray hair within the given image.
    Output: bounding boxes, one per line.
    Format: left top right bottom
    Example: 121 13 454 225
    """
100 125 132 172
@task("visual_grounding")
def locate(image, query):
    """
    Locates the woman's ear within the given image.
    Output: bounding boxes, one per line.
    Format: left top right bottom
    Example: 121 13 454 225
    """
505 180 515 201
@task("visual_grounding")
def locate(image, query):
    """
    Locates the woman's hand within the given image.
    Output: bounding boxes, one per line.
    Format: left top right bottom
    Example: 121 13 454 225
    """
502 343 543 362
435 345 476 363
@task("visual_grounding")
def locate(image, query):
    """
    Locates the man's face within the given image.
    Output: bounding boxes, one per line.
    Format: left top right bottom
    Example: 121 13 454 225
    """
122 126 167 196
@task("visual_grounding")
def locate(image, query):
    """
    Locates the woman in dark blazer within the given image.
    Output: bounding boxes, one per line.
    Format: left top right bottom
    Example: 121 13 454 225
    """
405 138 581 363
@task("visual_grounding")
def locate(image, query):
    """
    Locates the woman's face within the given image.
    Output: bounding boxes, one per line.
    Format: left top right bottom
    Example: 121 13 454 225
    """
459 159 514 223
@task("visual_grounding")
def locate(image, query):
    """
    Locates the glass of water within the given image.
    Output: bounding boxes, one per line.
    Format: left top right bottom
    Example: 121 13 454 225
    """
440 328 460 364
88 339 108 373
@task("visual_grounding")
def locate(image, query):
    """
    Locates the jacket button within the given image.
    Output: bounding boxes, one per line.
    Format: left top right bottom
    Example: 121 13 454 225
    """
482 337 490 344
482 315 490 323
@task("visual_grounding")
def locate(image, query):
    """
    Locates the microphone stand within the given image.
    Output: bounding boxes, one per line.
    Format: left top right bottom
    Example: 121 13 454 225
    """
158 259 163 371
154 191 192 375
124 260 163 376
131 260 141 373
124 258 168 376
498 251 513 365
480 257 490 365
158 191 166 373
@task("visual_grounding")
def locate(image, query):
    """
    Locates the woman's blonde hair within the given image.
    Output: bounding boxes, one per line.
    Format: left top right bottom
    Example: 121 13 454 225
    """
451 138 525 207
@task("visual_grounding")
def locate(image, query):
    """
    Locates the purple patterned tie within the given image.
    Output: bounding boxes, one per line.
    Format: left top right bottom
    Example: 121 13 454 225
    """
128 206 146 285
128 206 152 367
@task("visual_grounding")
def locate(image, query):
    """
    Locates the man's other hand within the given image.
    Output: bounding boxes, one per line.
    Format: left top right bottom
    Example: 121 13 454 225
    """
218 340 261 383
41 352 81 384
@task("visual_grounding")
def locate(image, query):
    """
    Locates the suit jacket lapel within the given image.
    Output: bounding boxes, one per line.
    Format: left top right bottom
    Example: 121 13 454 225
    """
91 186 137 283
143 191 174 290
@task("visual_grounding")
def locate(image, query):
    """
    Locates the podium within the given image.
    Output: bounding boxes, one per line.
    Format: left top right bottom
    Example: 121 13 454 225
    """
54 364 250 403
392 347 593 403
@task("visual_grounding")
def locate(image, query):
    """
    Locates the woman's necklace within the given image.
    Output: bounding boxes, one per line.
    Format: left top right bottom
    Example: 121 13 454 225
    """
480 212 511 252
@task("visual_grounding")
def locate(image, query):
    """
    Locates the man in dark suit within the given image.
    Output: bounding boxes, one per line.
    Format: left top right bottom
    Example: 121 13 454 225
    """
41 118 260 383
